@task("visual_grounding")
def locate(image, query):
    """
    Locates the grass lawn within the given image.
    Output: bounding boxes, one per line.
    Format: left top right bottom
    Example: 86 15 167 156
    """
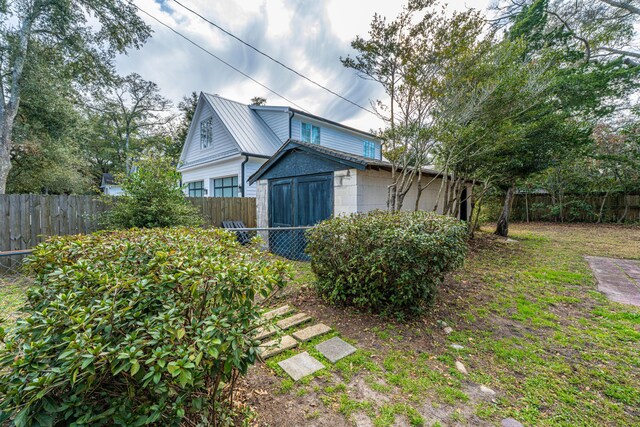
245 223 640 426
1 223 639 426
0 273 30 321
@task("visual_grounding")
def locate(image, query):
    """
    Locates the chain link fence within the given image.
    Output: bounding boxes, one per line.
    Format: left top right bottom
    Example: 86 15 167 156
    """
0 250 32 276
224 227 313 261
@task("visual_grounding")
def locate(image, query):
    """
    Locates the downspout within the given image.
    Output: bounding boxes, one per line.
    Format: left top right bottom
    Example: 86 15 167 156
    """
289 110 295 139
240 154 249 197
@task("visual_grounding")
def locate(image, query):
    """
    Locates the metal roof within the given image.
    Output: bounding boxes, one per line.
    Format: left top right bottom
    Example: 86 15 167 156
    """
249 105 380 140
203 93 283 156
249 139 446 184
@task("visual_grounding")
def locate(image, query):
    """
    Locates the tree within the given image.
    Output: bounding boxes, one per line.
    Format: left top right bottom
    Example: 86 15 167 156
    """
88 73 173 175
101 157 202 229
7 40 92 194
173 91 199 160
250 96 267 106
483 0 639 235
493 0 640 66
342 0 485 211
0 0 151 193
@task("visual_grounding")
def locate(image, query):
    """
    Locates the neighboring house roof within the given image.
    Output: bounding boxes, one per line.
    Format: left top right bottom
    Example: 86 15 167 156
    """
100 173 116 188
250 105 380 140
203 93 282 156
249 139 444 184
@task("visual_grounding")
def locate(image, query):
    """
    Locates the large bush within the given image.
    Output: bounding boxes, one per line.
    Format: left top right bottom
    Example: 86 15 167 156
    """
306 211 467 316
102 157 202 229
0 228 290 426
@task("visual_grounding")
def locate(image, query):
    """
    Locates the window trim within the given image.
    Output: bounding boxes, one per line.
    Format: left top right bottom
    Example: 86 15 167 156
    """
211 175 239 198
187 180 205 197
200 116 213 149
301 122 321 144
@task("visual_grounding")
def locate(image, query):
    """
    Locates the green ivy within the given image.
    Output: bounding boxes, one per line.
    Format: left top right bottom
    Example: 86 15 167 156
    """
306 211 467 317
0 228 291 426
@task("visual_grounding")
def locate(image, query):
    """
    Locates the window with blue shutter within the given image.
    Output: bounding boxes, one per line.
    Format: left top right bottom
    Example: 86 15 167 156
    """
363 140 376 158
301 122 320 144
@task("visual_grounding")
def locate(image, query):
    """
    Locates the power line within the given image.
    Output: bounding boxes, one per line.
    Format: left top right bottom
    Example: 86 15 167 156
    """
129 2 310 112
171 0 378 116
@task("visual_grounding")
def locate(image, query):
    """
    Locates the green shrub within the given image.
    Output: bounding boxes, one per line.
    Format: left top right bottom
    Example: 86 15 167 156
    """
306 211 467 317
0 228 290 426
102 157 202 229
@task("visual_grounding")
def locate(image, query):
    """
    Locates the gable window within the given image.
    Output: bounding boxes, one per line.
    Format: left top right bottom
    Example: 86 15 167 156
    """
301 122 321 144
187 181 205 197
213 176 238 197
363 140 376 158
200 117 213 149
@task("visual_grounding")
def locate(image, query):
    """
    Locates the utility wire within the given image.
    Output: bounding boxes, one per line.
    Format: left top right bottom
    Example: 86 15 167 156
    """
171 0 377 116
130 2 311 112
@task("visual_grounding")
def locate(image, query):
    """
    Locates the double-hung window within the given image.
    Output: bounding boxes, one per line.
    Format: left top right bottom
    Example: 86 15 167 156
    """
301 122 321 144
363 140 376 158
187 181 205 197
213 176 238 197
200 117 213 149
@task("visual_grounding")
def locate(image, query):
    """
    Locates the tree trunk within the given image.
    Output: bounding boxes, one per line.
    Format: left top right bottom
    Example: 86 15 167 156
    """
0 138 11 194
525 193 529 223
495 185 515 237
0 13 34 194
414 171 424 211
597 191 609 223
618 193 629 223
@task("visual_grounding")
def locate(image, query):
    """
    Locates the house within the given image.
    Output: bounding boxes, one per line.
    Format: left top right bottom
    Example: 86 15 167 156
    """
177 93 383 198
100 173 124 196
248 140 471 233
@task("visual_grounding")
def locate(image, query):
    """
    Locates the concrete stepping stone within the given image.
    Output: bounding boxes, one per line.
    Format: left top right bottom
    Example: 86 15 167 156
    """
259 335 297 359
263 305 293 320
276 312 311 330
455 361 468 374
292 323 331 342
315 337 356 363
278 352 325 381
501 419 524 427
256 325 278 340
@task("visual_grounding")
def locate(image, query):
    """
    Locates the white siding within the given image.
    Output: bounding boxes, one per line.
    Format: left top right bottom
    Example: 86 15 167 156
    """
180 156 242 197
180 155 266 198
103 185 124 196
181 101 239 168
255 110 289 143
291 117 381 159
355 169 446 213
242 157 268 197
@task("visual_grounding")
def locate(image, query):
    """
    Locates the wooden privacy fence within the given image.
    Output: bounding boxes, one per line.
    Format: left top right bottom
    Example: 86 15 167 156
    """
186 197 256 229
0 195 257 254
511 193 640 223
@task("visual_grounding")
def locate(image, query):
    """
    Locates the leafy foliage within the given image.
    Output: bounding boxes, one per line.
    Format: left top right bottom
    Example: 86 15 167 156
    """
0 228 291 426
306 211 467 317
101 157 202 229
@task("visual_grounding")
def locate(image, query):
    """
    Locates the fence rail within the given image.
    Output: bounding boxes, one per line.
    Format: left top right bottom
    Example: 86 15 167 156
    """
0 195 257 255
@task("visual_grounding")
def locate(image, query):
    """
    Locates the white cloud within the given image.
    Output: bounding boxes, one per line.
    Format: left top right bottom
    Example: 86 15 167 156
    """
117 0 491 132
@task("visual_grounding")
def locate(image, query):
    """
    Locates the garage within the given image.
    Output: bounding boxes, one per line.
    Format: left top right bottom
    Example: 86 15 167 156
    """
249 140 471 258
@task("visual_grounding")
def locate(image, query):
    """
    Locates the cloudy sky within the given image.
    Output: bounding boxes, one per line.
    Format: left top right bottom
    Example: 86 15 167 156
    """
117 0 492 132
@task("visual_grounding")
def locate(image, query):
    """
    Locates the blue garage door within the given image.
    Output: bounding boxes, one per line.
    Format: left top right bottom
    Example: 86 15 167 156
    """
269 174 333 259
